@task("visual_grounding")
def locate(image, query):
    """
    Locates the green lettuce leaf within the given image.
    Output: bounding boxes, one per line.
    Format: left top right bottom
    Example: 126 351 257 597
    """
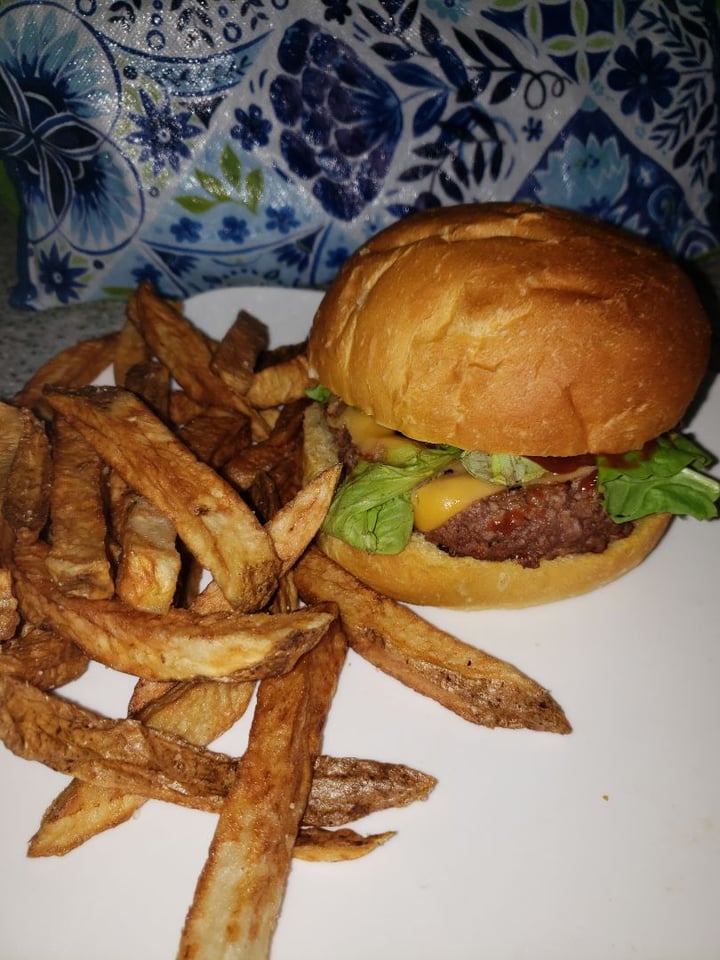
597 434 720 522
461 450 546 485
321 447 458 554
305 384 331 403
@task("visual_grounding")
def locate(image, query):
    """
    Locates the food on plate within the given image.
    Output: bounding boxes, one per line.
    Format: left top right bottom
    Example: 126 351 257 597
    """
12 541 332 682
176 617 347 960
45 385 281 612
295 547 570 733
293 825 396 862
0 625 88 690
46 417 114 600
0 282 573 960
306 202 719 608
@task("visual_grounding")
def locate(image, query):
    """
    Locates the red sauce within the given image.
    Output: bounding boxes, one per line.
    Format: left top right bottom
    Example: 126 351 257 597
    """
531 454 596 474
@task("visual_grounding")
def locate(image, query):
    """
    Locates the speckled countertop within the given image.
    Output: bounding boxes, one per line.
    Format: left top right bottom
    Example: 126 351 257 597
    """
0 208 126 402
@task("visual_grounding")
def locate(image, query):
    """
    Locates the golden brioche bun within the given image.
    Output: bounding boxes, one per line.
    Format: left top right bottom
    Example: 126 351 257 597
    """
303 404 671 608
308 202 710 457
314 517 671 609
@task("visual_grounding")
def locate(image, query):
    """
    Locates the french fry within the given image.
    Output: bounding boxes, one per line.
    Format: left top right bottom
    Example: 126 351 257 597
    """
210 309 269 395
0 402 24 563
266 464 341 575
29 678 255 857
295 548 571 734
130 284 272 438
123 359 172 419
0 625 88 689
293 826 396 862
13 331 120 418
109 476 181 615
246 353 315 408
177 616 348 960
13 542 332 682
223 398 310 501
45 386 280 611
0 568 18 640
179 408 251 467
46 417 113 600
113 315 153 388
0 675 239 808
3 408 51 544
304 755 437 828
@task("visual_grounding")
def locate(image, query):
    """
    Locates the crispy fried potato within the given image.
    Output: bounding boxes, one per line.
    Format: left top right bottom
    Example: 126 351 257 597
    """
0 567 18 641
0 403 24 563
130 284 272 438
112 316 153 389
179 408 250 467
13 542 332 681
177 616 348 960
46 418 113 600
210 309 269 395
44 386 280 611
3 408 51 544
304 755 436 828
109 476 181 615
266 465 341 575
28 678 255 857
0 625 88 689
123 359 171 418
293 826 396 862
13 332 120 418
0 675 239 808
246 353 315 408
295 548 571 734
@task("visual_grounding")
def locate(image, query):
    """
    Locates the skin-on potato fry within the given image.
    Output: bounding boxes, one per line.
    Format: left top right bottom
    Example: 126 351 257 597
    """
3 407 52 544
13 331 120 419
304 755 436 828
0 567 19 640
246 353 315 409
13 542 332 682
44 385 280 611
177 616 348 960
112 315 153 389
210 309 269 395
123 359 172 419
46 417 114 600
0 674 240 809
0 625 89 689
295 548 571 734
293 826 396 862
266 465 341 575
129 284 272 439
109 476 181 615
0 402 24 563
179 408 251 467
29 677 256 857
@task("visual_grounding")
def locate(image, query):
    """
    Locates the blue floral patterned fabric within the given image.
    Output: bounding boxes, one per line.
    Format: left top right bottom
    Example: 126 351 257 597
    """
1 0 718 310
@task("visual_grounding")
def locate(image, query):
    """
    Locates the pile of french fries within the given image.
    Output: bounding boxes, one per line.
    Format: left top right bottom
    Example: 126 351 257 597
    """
0 282 570 958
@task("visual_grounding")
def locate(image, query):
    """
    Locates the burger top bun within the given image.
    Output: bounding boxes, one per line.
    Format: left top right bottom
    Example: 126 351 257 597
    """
308 203 711 456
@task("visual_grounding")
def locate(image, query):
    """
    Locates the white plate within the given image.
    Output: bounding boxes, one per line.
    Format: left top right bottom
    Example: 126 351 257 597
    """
2 286 719 960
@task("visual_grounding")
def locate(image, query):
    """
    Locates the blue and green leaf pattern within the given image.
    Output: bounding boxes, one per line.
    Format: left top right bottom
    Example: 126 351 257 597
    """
0 0 717 310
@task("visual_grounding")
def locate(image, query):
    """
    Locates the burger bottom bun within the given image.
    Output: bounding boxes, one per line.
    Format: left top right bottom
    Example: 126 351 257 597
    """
315 514 671 609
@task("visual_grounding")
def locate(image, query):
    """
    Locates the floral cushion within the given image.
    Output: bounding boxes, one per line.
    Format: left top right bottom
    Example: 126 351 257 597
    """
1 0 718 310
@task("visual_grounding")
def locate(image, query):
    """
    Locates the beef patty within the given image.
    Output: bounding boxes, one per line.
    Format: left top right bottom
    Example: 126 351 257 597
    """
425 475 633 568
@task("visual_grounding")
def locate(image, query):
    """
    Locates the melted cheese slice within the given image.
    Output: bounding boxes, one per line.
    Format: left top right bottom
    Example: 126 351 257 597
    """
340 406 420 462
412 474 503 532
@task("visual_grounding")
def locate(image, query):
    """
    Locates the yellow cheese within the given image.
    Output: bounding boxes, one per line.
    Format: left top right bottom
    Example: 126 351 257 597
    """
412 474 502 531
341 406 420 463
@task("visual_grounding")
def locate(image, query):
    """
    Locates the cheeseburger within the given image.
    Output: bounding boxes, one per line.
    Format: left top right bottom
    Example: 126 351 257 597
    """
304 203 718 608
